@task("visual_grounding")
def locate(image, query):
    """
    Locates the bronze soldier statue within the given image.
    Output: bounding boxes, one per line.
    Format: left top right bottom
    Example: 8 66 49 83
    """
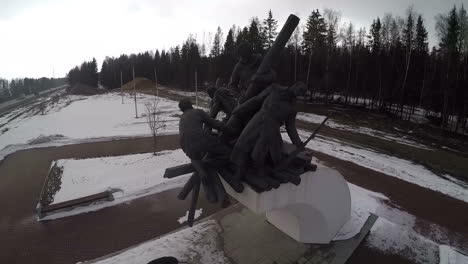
230 82 307 182
207 85 237 121
228 43 261 101
178 99 230 160
228 43 278 103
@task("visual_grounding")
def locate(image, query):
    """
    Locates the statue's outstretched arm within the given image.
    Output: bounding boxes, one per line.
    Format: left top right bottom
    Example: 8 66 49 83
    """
201 110 224 131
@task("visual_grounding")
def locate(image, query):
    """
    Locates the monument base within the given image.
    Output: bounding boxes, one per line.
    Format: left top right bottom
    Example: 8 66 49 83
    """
221 166 352 244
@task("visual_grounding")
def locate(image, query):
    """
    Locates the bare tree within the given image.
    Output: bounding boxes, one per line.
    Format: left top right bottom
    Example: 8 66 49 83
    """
145 98 165 155
340 22 355 103
289 22 303 82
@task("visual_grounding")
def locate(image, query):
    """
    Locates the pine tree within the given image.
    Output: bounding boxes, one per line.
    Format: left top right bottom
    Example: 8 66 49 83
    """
262 10 278 49
402 10 415 52
223 28 236 55
458 5 468 55
236 26 250 47
415 15 428 54
248 17 265 54
210 26 223 57
302 9 327 53
369 18 382 53
440 6 460 53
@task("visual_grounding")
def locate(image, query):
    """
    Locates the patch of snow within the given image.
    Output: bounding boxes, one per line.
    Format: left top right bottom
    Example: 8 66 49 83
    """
81 220 228 264
40 149 191 220
367 217 440 264
290 131 468 203
439 245 468 264
163 88 210 102
27 134 66 145
177 209 203 224
375 203 468 254
51 149 189 204
333 183 388 241
297 112 431 150
335 180 466 259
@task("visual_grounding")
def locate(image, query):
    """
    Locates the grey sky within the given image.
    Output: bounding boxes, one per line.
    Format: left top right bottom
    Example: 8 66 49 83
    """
0 0 465 79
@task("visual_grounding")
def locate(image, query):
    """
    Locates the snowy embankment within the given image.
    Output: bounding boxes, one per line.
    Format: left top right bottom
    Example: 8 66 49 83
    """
0 93 180 161
297 112 431 150
41 149 191 220
292 130 468 203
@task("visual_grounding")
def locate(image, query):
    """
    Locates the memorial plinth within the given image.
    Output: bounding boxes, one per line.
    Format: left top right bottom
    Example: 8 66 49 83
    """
221 166 351 244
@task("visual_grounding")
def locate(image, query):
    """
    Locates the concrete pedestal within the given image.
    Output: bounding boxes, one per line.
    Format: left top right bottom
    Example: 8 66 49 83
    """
221 166 351 244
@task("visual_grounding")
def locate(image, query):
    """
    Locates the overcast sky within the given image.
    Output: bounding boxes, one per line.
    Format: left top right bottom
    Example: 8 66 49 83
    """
0 0 465 79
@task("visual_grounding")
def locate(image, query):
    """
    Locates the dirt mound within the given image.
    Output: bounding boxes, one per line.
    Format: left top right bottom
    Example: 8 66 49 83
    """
121 77 157 91
68 83 103 95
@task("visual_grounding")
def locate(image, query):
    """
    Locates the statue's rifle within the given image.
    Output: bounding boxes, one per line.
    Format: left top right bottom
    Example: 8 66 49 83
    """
275 115 330 172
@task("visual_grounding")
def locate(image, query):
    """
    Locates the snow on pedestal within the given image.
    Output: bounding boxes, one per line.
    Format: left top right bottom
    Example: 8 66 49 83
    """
221 166 351 244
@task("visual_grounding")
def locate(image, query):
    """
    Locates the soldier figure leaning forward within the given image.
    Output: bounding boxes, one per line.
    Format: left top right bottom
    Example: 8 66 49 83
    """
230 82 307 181
178 99 230 161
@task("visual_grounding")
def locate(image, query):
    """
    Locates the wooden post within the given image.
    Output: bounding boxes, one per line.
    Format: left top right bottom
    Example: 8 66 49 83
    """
120 71 123 104
133 66 138 118
154 68 158 97
195 69 198 107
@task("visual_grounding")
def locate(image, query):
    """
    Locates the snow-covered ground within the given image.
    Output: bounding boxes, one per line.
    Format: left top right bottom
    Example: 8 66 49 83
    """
297 112 432 150
160 87 210 102
341 183 466 263
41 149 191 220
82 220 228 264
292 131 468 203
333 182 388 241
0 93 180 161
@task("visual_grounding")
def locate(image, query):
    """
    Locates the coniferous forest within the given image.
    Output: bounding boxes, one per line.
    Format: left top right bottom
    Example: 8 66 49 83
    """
71 6 466 134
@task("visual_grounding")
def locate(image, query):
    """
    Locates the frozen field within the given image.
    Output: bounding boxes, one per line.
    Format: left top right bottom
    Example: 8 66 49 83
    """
0 93 180 161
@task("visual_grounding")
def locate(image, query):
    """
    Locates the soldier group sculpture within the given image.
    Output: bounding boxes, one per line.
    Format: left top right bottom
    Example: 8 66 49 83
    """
164 14 328 226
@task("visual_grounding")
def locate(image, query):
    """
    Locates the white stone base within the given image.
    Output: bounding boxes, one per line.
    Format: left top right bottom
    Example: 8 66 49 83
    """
221 166 351 244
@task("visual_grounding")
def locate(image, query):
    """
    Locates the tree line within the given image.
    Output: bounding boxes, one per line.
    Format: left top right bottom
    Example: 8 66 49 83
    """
71 6 467 134
67 58 99 87
0 77 66 103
